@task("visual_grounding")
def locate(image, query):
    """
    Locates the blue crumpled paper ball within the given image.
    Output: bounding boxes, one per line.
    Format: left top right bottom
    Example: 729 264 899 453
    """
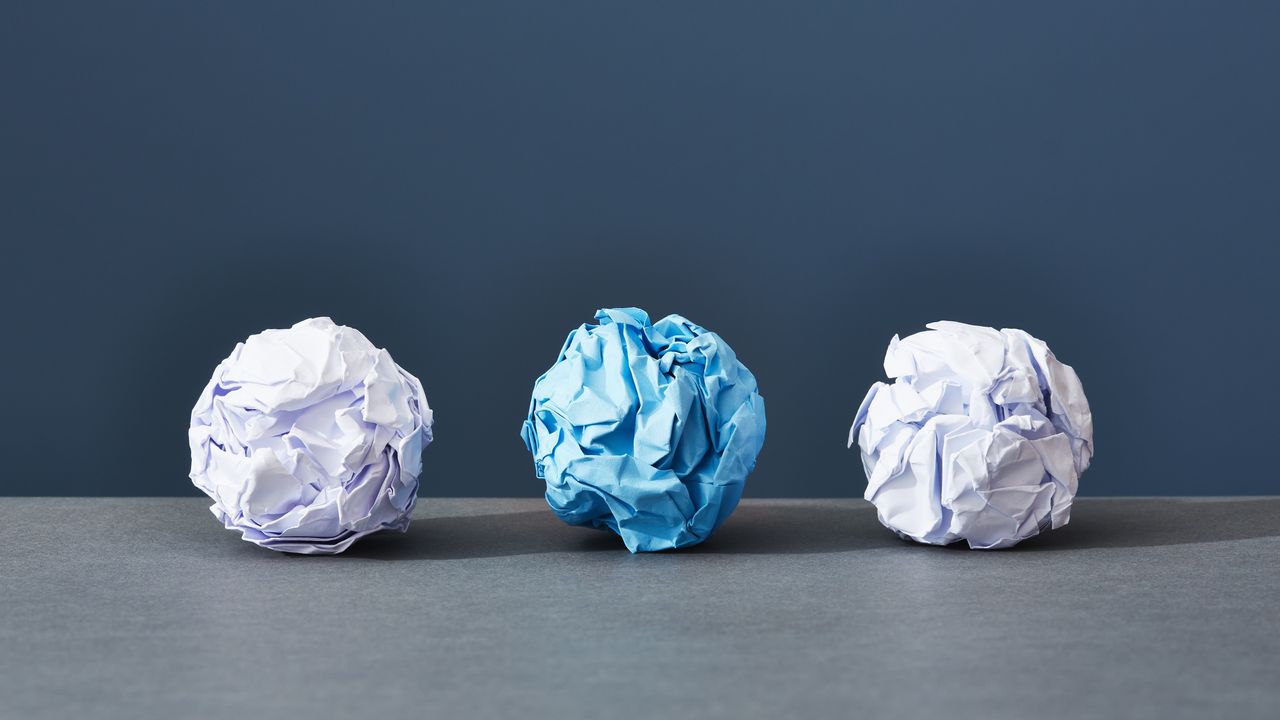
521 308 767 552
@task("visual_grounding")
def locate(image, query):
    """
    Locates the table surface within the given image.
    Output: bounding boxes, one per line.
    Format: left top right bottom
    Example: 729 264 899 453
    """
3 497 1278 720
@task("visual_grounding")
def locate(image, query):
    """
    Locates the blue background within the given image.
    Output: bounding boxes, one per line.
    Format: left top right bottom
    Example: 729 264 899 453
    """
2 1 1276 496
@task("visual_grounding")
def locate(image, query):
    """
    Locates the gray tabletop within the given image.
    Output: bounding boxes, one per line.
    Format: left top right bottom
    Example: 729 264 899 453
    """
3 497 1278 720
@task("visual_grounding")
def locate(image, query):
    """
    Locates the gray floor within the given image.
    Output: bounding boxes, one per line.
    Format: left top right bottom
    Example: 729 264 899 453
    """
2 497 1278 720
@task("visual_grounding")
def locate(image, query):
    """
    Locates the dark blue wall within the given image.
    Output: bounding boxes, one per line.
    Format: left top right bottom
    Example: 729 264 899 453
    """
3 2 1276 496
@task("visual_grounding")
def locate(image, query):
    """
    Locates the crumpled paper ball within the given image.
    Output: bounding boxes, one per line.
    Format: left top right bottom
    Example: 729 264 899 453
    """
521 308 766 552
188 317 433 554
850 321 1093 549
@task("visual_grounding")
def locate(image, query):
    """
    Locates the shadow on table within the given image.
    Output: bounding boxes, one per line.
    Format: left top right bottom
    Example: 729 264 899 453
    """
338 498 1280 560
342 503 898 560
705 499 1280 554
1011 498 1280 552
341 510 620 560
690 504 898 554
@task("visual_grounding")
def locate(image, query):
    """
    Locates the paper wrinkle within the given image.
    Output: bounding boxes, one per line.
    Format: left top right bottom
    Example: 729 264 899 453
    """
522 308 766 552
850 321 1092 549
189 317 433 554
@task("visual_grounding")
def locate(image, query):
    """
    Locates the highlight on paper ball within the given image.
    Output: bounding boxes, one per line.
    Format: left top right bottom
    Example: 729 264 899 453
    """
521 308 766 552
188 317 433 554
849 321 1093 549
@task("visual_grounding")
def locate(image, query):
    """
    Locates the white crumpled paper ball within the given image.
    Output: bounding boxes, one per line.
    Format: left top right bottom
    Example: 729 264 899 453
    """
188 318 433 554
850 321 1093 549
